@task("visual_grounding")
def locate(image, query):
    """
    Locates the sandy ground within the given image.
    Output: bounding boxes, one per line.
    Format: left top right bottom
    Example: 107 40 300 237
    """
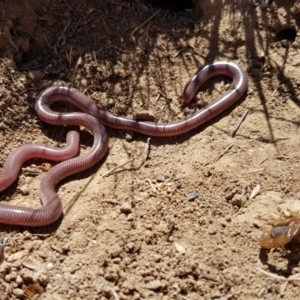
1 0 300 299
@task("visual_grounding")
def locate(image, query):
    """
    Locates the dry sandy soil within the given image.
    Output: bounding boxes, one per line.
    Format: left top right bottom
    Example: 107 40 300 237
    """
0 0 300 299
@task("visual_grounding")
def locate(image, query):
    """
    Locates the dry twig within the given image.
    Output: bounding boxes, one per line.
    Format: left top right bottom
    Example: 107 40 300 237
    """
145 178 157 193
111 288 120 300
102 138 151 177
204 144 233 166
257 267 300 281
130 10 161 41
272 87 278 96
231 109 249 137
71 56 83 81
99 199 121 205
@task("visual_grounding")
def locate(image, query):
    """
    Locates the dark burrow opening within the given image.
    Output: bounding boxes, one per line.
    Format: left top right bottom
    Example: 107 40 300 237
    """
276 27 297 42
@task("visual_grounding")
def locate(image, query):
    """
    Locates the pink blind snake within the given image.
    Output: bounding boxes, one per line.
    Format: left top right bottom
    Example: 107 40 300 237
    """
0 61 247 227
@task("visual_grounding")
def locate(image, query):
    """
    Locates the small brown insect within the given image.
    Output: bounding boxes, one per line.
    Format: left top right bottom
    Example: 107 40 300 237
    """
24 282 45 299
259 212 300 249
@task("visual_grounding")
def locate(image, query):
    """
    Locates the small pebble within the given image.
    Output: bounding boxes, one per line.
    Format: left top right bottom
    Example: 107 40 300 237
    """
133 110 158 122
26 70 45 82
112 257 121 264
0 122 8 130
127 213 134 221
54 273 62 280
19 185 30 196
57 255 67 263
22 258 42 270
80 78 88 87
153 254 162 263
157 175 165 182
117 103 129 114
168 236 174 242
146 280 162 290
13 288 24 297
120 203 132 214
109 244 123 258
7 250 29 262
187 192 201 201
125 131 134 141
174 242 185 254
16 275 23 285
127 242 134 251
123 257 132 265
175 182 182 189
104 98 115 109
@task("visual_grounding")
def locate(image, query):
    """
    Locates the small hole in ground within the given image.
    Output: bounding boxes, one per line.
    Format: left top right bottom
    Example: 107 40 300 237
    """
276 28 297 42
144 0 193 11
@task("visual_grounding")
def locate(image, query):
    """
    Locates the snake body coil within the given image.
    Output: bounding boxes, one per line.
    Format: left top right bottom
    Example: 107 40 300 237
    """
0 61 247 226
